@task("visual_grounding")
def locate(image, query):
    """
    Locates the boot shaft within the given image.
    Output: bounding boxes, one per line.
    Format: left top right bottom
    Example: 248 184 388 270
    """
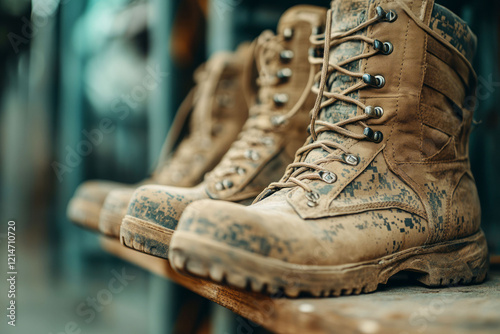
316 0 477 162
359 0 480 242
153 44 255 187
203 5 327 201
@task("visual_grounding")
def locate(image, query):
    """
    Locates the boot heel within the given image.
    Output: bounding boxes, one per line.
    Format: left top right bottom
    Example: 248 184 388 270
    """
407 230 489 287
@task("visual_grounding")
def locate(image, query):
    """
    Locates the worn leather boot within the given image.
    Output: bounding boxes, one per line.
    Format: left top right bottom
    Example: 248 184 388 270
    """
120 5 327 258
169 0 489 297
67 44 253 232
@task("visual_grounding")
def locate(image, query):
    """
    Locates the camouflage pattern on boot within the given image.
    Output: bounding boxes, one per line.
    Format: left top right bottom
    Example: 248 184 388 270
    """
169 0 488 297
67 44 254 232
120 5 328 258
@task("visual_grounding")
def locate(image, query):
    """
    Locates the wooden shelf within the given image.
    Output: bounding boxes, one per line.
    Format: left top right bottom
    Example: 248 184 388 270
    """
102 237 500 334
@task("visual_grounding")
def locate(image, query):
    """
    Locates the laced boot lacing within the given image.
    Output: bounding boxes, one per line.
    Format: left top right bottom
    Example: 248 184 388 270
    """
268 6 398 206
206 29 315 191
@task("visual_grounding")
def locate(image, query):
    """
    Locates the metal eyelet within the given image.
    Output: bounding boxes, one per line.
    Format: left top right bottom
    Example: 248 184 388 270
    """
363 74 385 88
271 115 286 127
229 167 246 175
283 28 294 40
364 127 384 143
244 149 260 161
261 137 275 146
235 167 246 175
319 171 337 184
277 68 293 81
364 106 384 118
373 39 393 55
343 154 359 166
280 50 294 63
376 6 398 22
215 179 234 191
223 179 234 189
306 191 320 207
273 93 289 105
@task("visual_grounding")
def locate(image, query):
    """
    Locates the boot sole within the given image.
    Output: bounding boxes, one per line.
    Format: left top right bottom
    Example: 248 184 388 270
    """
67 197 101 231
120 215 173 258
169 229 489 297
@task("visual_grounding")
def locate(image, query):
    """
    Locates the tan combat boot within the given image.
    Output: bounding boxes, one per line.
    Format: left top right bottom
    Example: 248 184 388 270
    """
67 44 254 233
169 0 489 297
120 5 328 258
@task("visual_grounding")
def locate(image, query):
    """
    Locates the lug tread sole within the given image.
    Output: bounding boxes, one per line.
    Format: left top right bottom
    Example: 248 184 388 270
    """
169 230 489 298
120 215 173 259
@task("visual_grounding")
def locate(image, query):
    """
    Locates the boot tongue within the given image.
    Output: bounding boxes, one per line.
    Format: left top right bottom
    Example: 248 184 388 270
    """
304 0 372 164
329 0 372 34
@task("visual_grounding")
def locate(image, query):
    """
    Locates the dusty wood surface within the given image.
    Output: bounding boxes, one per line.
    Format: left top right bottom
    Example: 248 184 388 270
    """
101 237 500 334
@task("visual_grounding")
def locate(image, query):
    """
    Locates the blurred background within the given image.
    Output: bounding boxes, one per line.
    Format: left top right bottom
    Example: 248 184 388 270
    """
0 0 498 333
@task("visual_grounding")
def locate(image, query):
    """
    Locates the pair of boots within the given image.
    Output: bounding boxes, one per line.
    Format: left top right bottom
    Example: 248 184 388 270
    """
69 0 488 297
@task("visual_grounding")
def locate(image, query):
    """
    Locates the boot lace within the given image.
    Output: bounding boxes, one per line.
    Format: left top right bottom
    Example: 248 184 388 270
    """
267 6 397 205
206 30 315 189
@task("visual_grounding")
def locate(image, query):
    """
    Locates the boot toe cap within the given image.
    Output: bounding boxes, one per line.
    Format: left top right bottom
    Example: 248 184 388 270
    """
99 188 136 237
176 200 430 266
68 180 129 229
176 199 306 261
126 184 207 230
